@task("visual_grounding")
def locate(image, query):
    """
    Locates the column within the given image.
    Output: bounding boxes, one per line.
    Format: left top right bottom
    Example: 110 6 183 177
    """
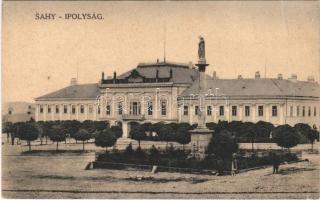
59 104 63 120
76 104 79 120
124 93 128 115
239 104 243 121
279 103 284 124
169 92 173 120
155 91 159 119
252 104 256 123
85 104 88 120
68 104 71 120
189 105 194 125
51 105 54 121
112 93 115 118
141 93 145 116
213 104 218 123
94 104 97 121
178 104 182 123
100 96 105 119
225 105 230 122
265 104 270 122
172 88 178 120
122 121 129 138
35 104 39 121
44 105 47 121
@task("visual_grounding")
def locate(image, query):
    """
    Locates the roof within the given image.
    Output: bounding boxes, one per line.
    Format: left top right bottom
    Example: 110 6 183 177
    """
116 61 199 84
181 78 320 98
35 83 100 100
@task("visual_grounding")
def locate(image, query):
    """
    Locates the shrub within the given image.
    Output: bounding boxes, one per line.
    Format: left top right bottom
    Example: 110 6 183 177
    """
48 125 66 151
95 129 117 153
207 130 239 160
273 125 300 150
17 122 39 151
110 126 123 138
74 129 92 151
130 125 146 148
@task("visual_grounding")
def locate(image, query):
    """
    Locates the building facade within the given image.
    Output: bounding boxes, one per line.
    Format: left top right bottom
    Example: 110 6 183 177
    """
2 102 35 123
35 61 320 138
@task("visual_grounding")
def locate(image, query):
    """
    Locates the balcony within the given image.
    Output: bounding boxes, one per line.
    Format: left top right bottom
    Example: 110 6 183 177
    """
122 114 145 121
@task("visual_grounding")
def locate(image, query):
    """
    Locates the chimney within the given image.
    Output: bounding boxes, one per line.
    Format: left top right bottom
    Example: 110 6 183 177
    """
307 75 315 82
101 72 105 80
238 75 243 79
113 71 117 83
277 73 283 80
255 71 261 79
70 78 78 86
289 74 297 82
212 71 217 79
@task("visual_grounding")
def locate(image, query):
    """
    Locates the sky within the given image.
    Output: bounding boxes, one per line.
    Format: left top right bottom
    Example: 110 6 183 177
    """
2 1 320 103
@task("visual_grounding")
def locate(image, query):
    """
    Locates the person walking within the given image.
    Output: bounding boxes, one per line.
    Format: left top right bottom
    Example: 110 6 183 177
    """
231 153 238 176
272 152 281 174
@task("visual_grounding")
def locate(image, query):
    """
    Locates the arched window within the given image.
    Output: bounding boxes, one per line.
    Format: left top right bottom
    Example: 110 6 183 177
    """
147 101 153 116
117 102 123 115
160 99 167 116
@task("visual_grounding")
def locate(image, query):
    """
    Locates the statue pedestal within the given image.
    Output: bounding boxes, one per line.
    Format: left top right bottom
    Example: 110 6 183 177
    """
189 126 213 160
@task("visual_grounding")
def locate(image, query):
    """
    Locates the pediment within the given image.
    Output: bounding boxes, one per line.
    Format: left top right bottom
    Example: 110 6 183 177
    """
126 70 145 83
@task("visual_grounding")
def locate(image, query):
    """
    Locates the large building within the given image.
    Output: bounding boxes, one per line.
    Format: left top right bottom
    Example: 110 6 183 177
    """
35 60 320 138
2 102 35 123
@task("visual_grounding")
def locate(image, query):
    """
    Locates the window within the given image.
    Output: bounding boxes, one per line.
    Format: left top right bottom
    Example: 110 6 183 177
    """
207 106 212 116
161 100 167 116
258 106 263 116
290 106 293 117
245 106 250 117
27 111 31 115
314 106 317 116
47 105 51 114
219 106 224 116
88 105 93 114
118 102 123 115
28 105 32 109
8 110 12 115
106 104 111 115
272 106 277 117
97 106 100 114
297 106 300 116
80 105 85 114
130 102 141 115
40 105 44 113
308 106 311 117
64 105 68 114
72 105 76 114
147 101 153 116
232 106 237 116
55 105 59 114
183 106 188 116
302 106 305 117
195 106 199 115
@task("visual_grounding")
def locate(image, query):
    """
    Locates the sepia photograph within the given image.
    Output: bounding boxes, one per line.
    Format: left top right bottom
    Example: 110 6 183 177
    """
1 1 320 199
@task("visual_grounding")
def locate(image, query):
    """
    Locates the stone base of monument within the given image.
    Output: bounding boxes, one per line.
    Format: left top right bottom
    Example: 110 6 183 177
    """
189 125 214 160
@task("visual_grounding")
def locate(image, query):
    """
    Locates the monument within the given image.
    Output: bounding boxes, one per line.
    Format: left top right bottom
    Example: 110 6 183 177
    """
189 36 214 160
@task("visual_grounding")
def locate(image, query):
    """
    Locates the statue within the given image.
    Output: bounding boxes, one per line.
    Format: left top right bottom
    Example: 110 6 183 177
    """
198 36 205 60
